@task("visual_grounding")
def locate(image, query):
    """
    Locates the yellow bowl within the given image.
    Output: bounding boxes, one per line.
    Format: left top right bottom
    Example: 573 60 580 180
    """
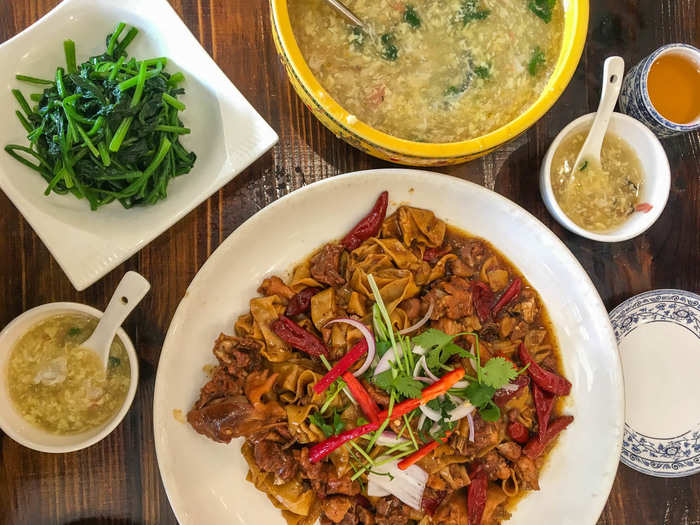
270 0 589 166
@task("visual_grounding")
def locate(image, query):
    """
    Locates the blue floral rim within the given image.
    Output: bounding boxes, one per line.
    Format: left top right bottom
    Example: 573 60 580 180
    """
609 289 700 478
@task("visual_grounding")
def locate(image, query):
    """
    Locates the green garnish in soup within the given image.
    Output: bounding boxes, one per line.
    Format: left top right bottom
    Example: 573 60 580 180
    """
404 5 421 28
528 46 546 75
528 0 556 23
290 0 564 142
459 0 491 25
7 313 131 435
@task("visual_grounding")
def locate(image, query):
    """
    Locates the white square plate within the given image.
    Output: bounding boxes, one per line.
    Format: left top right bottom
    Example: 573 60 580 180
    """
0 0 278 290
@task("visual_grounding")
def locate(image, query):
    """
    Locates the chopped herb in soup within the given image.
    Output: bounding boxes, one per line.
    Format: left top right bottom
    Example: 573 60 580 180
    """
551 130 645 232
289 0 564 142
7 313 130 434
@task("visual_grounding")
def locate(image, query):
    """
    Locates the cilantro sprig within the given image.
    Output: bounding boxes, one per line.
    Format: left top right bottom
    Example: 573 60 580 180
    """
309 409 345 437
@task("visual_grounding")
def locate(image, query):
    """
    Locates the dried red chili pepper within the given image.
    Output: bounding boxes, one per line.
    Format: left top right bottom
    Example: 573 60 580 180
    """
423 245 451 263
342 371 380 423
421 490 447 516
507 421 530 444
492 374 530 407
518 343 571 396
313 339 368 394
523 415 574 459
308 421 381 463
471 281 494 323
271 315 328 357
532 383 555 436
285 287 323 316
467 464 488 525
491 277 522 317
340 191 389 251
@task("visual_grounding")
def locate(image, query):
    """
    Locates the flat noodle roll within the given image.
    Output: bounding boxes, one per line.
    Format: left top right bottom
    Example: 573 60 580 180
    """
502 469 519 497
250 296 292 362
286 404 325 443
310 288 338 330
234 312 263 340
289 260 322 292
427 253 457 283
397 206 446 248
372 238 425 273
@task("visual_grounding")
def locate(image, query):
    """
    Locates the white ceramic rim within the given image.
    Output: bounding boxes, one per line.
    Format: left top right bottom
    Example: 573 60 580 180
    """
154 168 625 525
539 112 671 242
0 302 139 453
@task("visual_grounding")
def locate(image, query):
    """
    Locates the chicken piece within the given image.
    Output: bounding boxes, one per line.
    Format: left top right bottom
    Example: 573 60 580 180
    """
449 257 474 277
399 297 421 321
515 455 540 490
487 269 509 292
524 329 547 348
512 293 538 323
499 315 517 338
510 321 529 341
482 450 511 480
440 276 474 320
496 442 522 462
322 496 354 524
253 439 298 482
311 243 345 286
257 276 295 300
458 240 485 269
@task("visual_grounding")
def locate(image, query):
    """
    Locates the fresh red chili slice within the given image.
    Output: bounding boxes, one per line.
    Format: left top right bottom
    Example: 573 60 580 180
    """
423 245 451 263
507 421 530 444
532 383 555 436
420 368 466 401
308 421 381 463
471 281 494 323
492 374 530 407
271 315 328 357
518 343 572 396
491 278 522 317
342 371 380 423
340 191 389 251
467 464 488 525
313 340 368 394
397 432 451 470
285 287 323 316
523 415 574 459
377 398 422 422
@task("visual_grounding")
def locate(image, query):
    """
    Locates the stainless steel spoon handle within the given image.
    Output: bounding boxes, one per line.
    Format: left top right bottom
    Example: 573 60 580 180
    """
324 0 367 31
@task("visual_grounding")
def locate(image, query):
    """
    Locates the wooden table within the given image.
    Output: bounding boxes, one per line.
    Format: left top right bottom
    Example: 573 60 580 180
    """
1 0 698 523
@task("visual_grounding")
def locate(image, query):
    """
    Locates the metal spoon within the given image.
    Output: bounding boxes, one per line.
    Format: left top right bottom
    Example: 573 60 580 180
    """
324 0 369 33
572 56 625 173
80 271 150 369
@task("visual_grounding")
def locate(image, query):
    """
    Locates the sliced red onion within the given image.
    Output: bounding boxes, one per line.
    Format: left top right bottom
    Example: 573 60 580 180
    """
325 318 375 377
419 403 442 422
447 400 475 422
466 412 475 442
417 413 426 431
367 457 428 510
376 431 409 447
414 376 433 384
374 347 394 376
398 302 434 335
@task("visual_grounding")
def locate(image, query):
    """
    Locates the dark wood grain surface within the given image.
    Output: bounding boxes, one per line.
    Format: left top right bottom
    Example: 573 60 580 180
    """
0 0 698 524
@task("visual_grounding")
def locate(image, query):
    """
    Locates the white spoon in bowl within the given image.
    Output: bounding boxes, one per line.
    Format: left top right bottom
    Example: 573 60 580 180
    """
572 56 625 173
81 271 150 369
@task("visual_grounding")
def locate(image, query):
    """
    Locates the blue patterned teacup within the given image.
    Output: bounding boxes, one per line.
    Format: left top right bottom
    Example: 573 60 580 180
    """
619 44 700 138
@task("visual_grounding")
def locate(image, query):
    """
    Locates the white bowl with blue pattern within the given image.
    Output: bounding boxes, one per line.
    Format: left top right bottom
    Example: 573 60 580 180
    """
619 44 700 138
610 289 700 477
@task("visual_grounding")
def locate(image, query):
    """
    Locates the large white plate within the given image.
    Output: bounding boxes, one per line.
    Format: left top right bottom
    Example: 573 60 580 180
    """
154 169 624 525
0 0 278 290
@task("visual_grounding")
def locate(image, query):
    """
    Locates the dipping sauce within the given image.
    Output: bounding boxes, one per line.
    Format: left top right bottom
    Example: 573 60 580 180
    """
551 130 644 232
289 0 564 142
7 313 130 434
647 52 700 124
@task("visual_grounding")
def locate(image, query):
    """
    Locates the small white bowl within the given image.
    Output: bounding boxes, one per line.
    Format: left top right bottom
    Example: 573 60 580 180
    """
0 302 138 453
540 112 671 242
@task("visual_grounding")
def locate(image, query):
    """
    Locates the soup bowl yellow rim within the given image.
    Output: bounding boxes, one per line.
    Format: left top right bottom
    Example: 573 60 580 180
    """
270 0 589 165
